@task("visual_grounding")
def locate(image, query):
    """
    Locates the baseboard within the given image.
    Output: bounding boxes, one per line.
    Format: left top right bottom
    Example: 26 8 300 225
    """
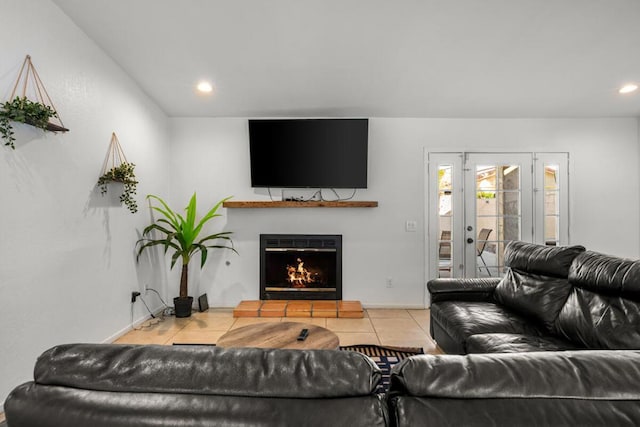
362 303 427 309
185 302 429 310
222 303 427 310
103 306 165 343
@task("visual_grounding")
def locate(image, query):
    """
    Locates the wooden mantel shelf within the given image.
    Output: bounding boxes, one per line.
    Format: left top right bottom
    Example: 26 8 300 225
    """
223 200 378 208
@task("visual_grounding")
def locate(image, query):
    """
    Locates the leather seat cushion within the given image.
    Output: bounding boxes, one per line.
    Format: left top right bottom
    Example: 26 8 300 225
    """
466 333 581 353
431 301 546 346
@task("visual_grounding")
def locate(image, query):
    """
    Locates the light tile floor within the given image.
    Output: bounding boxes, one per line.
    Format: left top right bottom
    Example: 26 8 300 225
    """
114 308 441 354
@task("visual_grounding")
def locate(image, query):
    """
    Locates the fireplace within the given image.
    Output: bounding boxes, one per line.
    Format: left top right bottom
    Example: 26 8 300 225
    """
260 234 342 300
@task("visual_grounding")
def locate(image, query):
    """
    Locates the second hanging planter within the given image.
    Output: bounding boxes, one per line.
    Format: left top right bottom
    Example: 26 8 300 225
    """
97 132 138 214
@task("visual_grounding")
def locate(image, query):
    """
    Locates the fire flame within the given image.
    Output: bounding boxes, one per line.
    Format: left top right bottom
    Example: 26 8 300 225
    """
286 258 316 288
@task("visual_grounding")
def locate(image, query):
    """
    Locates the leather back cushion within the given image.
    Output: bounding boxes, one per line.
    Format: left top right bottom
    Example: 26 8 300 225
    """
554 251 640 349
503 241 586 278
554 288 640 349
569 251 640 301
34 344 381 398
494 269 573 329
389 351 640 399
493 242 585 329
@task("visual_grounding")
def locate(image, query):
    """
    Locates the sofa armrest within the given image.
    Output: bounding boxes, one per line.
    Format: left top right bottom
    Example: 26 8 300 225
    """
427 278 501 303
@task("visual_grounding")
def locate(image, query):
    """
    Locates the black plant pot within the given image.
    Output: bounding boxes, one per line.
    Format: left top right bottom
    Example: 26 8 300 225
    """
173 296 194 318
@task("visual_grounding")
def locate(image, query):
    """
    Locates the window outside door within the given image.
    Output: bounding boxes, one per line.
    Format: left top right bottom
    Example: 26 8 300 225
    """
427 152 568 282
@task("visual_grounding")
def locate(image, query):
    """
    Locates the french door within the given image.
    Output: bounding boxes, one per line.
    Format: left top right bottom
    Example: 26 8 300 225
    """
427 152 568 280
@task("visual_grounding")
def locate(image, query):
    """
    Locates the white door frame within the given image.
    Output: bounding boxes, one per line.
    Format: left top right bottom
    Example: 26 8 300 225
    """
424 151 569 306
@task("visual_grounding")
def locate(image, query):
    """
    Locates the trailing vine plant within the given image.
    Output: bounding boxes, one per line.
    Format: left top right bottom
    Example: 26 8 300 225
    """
0 96 59 149
97 162 139 214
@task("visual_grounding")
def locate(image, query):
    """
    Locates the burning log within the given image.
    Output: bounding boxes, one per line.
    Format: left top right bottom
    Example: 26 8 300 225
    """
286 258 316 288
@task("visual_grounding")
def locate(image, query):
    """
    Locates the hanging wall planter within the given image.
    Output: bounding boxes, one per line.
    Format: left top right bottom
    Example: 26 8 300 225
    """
0 55 69 149
97 133 139 214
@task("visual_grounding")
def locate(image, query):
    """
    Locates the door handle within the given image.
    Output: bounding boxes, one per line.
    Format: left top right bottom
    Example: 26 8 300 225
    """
467 238 474 244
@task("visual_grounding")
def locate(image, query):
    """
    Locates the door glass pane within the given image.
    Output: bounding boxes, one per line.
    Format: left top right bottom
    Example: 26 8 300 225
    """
545 216 559 245
502 165 520 190
438 165 453 277
544 164 560 245
503 216 520 241
475 163 521 277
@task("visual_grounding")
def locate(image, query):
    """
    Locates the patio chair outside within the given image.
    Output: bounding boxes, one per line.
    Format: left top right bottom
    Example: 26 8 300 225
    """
477 228 493 276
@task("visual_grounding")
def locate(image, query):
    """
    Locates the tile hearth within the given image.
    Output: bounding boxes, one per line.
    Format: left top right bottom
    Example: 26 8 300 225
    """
114 308 440 353
233 300 364 318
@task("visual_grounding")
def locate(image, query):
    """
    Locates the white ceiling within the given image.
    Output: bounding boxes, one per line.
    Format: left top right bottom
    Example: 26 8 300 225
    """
52 0 640 118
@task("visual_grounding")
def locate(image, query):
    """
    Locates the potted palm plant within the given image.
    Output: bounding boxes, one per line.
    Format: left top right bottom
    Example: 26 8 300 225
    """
136 193 237 317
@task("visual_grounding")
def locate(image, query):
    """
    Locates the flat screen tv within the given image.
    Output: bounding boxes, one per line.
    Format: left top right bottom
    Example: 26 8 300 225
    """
249 118 368 188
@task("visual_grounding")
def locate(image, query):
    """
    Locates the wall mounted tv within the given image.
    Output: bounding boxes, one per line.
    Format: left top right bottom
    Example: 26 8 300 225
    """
248 118 368 188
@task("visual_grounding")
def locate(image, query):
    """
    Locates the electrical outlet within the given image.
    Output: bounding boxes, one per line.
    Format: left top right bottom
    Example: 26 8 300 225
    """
386 277 393 288
405 220 418 232
131 291 141 303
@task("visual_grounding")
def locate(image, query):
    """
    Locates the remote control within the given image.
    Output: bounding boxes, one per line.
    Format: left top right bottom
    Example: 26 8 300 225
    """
297 328 309 341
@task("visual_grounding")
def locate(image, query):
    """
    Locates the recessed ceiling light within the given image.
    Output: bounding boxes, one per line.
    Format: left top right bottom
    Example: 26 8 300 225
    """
619 84 638 94
196 81 213 93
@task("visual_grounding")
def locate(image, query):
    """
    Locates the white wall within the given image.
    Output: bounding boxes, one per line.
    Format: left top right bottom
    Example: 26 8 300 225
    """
0 1 169 406
1 0 639 411
169 117 640 309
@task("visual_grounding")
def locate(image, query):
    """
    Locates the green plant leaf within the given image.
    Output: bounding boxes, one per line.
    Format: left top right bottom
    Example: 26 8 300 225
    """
193 196 232 238
183 193 198 245
142 223 173 237
146 195 180 229
136 239 180 261
170 250 183 269
204 244 239 256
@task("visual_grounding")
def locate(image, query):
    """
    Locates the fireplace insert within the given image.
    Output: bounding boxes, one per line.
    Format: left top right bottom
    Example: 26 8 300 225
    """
260 234 342 300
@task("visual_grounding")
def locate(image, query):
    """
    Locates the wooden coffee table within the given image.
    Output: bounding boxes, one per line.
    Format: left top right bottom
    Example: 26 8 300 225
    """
217 321 339 350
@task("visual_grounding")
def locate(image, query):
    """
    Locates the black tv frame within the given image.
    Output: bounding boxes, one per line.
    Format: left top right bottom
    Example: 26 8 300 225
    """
248 118 368 189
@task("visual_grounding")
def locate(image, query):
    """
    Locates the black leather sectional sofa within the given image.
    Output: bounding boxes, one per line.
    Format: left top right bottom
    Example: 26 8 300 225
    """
429 240 640 354
7 341 640 426
6 241 640 426
405 240 640 426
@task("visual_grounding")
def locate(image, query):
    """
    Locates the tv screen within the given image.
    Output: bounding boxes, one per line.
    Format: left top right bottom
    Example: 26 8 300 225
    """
249 118 368 188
